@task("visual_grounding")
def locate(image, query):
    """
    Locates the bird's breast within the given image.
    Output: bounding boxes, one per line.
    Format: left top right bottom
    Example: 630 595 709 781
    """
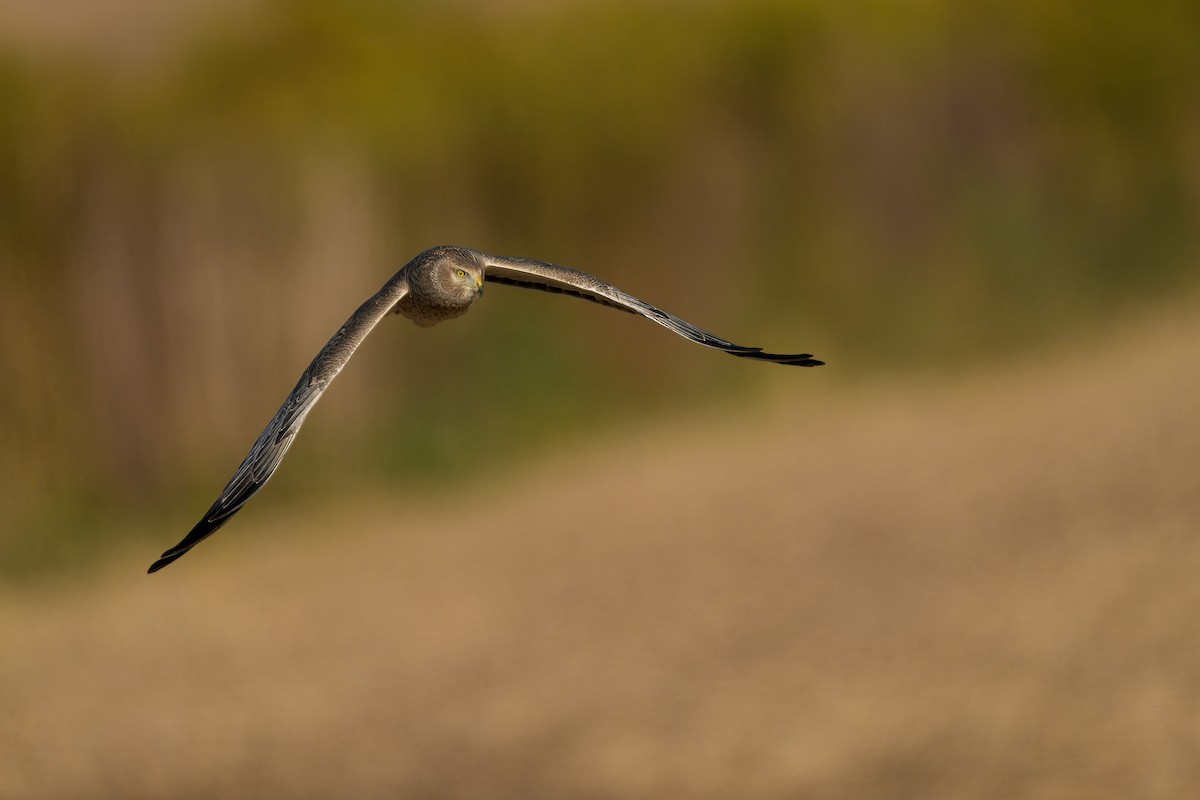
394 291 474 327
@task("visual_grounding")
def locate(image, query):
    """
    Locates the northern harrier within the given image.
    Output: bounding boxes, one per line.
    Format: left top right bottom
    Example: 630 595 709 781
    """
148 246 823 572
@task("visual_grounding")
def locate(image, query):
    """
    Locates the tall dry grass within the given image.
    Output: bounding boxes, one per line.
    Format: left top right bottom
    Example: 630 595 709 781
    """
2 0 1199 570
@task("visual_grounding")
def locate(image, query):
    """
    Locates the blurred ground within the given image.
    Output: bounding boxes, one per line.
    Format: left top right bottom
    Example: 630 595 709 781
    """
1 298 1197 800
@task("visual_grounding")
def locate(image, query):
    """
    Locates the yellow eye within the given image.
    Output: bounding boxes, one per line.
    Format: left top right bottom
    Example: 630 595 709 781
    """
455 269 466 278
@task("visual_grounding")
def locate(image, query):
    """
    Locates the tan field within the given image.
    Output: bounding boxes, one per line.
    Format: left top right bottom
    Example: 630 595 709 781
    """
2 300 1199 799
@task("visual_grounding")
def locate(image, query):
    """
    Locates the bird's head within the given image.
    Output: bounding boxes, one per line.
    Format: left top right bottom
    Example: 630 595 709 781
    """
429 246 485 303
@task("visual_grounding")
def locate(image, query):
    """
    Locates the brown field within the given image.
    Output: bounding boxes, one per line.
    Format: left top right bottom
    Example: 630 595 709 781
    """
2 300 1199 799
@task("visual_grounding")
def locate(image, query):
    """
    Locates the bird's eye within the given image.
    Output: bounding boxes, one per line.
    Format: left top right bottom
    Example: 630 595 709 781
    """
455 269 466 278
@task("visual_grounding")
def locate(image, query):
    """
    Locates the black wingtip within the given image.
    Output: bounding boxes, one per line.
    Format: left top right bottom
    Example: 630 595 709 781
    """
730 350 825 366
776 354 824 366
147 547 188 574
146 510 231 574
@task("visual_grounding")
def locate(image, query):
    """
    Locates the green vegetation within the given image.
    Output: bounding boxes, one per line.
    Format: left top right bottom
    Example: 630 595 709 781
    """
1 0 1198 571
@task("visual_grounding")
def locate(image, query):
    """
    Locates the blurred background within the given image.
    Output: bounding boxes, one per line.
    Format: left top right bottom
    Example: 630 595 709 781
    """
1 0 1198 797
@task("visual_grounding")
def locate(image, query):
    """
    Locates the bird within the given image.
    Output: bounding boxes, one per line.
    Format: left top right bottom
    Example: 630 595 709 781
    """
147 245 823 573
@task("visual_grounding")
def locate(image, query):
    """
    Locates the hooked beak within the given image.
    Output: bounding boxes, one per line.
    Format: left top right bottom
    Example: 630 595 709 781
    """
475 276 484 295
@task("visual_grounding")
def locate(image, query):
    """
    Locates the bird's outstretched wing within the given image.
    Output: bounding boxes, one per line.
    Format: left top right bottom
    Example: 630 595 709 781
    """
482 254 823 366
147 273 411 573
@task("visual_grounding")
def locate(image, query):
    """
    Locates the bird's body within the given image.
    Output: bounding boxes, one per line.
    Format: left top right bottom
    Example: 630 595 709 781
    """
148 245 823 573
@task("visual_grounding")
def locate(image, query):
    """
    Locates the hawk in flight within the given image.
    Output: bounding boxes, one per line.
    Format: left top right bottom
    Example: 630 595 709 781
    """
148 246 823 572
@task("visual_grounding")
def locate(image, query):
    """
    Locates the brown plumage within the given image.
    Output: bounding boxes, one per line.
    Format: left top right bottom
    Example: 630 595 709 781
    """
148 245 823 573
